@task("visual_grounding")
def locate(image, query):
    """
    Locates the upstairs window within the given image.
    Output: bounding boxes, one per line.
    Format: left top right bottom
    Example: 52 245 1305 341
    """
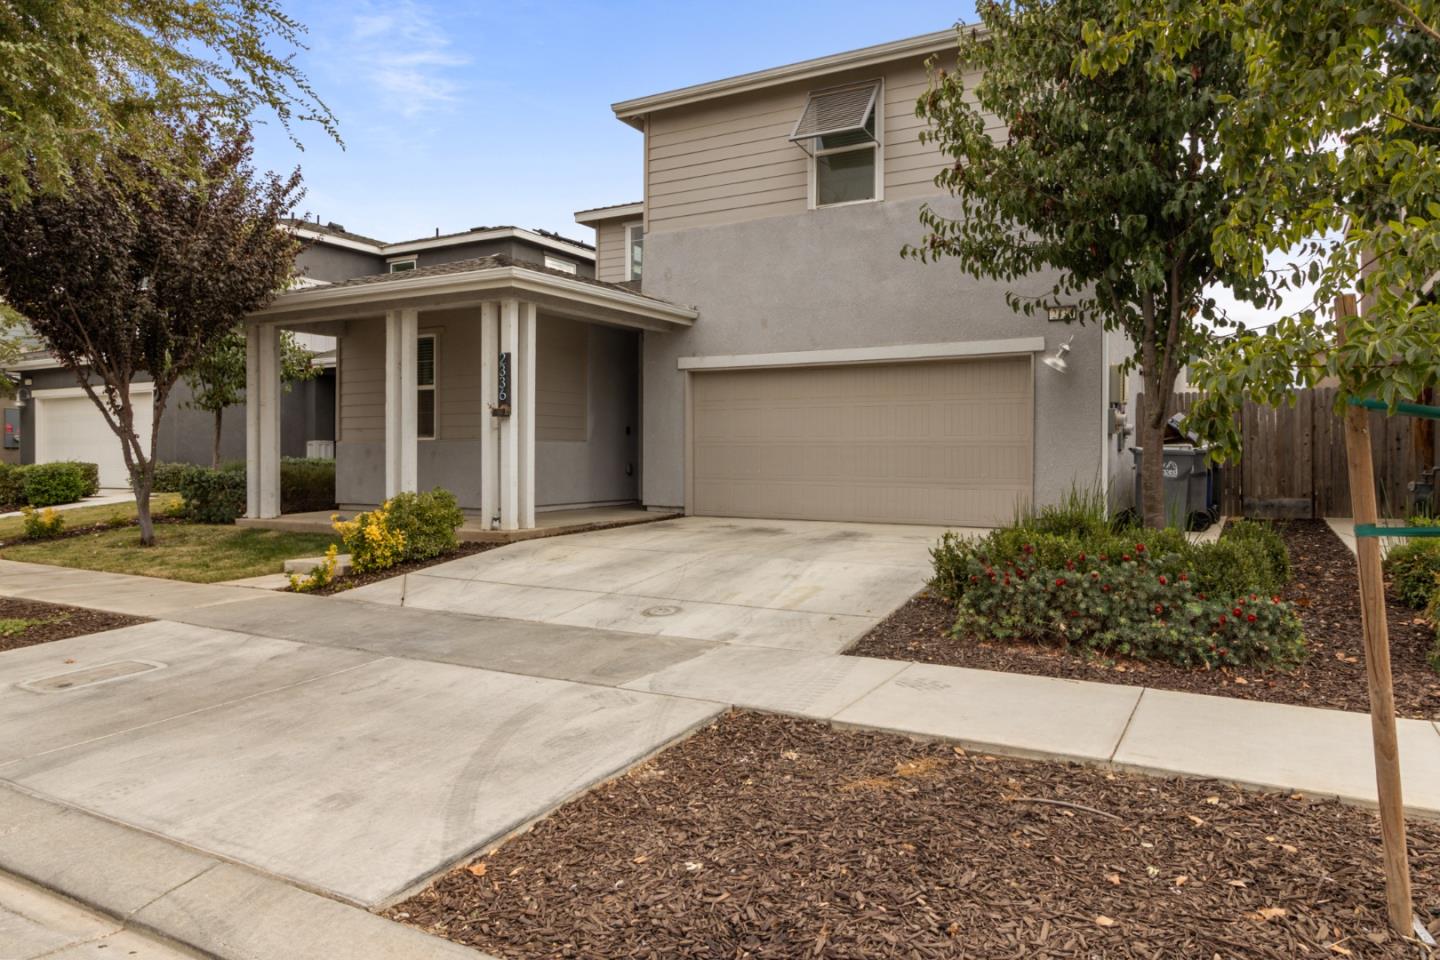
626 222 644 281
790 81 881 207
544 254 578 275
389 258 417 273
417 334 436 439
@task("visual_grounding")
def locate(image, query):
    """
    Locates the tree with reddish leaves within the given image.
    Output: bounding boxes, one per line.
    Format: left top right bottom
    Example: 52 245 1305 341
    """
0 124 302 544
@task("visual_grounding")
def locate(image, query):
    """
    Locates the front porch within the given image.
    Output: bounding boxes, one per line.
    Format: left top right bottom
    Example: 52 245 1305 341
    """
236 503 678 543
243 256 697 530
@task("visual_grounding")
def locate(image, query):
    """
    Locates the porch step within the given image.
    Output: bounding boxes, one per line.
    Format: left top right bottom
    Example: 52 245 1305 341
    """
283 554 353 576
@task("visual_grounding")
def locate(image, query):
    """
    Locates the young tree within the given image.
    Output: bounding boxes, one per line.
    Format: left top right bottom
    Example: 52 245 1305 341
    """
185 327 318 468
0 124 302 543
0 0 337 204
1082 1 1440 456
907 1 1273 528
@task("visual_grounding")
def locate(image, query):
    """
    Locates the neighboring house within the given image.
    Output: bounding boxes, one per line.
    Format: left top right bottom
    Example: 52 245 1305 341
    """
243 30 1134 529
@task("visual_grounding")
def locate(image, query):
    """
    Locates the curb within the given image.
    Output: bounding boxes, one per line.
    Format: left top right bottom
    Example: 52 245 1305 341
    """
0 784 492 960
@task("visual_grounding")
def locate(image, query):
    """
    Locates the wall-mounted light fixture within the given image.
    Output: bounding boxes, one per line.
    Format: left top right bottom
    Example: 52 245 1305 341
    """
1043 335 1074 374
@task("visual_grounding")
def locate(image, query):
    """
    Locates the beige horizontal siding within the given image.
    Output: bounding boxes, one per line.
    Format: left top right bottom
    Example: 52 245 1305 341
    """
339 317 385 442
645 55 1001 233
537 316 588 442
594 218 634 283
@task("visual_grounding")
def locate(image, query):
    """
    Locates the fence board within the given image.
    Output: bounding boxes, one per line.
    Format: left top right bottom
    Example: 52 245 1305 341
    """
1140 388 1435 519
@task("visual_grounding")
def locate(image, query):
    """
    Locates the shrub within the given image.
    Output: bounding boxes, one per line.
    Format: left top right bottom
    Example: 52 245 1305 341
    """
177 463 246 524
280 458 335 514
1223 520 1290 587
382 489 464 561
950 543 1305 668
333 502 407 573
152 461 198 493
22 462 92 507
0 464 25 506
1385 540 1440 609
20 506 65 539
289 543 339 593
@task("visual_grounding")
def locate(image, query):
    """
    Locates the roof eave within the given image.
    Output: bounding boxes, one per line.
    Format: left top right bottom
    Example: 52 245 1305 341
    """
612 27 966 126
248 265 697 331
574 202 645 224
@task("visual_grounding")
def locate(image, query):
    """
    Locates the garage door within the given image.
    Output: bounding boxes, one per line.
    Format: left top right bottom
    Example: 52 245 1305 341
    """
689 357 1033 526
34 389 154 488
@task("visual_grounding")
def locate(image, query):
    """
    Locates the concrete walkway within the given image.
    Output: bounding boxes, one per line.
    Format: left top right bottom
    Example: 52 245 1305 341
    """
0 870 192 959
1325 516 1412 557
0 489 134 521
3 531 1440 958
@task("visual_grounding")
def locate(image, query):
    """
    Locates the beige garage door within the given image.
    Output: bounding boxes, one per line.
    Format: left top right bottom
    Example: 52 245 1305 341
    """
689 357 1033 526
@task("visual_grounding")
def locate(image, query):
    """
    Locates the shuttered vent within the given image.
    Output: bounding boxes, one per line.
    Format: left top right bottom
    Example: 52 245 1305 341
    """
790 82 880 142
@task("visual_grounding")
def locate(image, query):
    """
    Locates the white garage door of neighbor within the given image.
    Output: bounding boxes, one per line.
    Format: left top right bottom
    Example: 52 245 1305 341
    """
34 389 154 488
690 356 1034 527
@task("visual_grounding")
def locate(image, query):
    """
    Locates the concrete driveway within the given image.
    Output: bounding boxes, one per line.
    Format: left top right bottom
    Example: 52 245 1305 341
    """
342 516 949 653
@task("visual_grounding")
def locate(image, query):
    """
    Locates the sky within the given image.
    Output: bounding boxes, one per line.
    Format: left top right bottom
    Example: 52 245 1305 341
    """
250 1 976 244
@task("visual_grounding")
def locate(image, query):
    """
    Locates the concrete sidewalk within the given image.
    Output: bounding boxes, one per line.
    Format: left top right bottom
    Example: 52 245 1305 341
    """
0 870 193 960
0 490 135 521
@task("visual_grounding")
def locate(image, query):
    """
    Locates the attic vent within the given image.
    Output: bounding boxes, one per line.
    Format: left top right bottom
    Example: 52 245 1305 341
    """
326 222 346 232
789 82 880 153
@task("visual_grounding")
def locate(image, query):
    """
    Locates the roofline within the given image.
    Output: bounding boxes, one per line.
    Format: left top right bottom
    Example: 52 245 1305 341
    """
574 202 644 225
288 225 597 262
611 28 963 127
248 263 697 330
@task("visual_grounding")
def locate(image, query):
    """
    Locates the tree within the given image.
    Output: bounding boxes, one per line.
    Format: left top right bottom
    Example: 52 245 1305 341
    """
907 1 1273 527
0 0 338 204
185 327 318 468
0 123 302 543
1080 1 1440 458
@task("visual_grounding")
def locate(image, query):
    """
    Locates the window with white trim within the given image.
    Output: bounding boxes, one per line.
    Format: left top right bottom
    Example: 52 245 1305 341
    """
625 222 644 281
389 258 417 273
790 81 881 207
544 254 578 275
417 334 436 439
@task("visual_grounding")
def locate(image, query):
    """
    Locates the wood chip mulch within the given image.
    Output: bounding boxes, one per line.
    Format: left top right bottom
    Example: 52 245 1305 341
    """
0 596 148 653
847 519 1440 720
389 711 1440 959
300 540 504 595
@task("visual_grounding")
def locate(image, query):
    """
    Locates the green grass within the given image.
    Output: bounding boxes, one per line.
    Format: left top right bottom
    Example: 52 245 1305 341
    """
0 522 342 583
0 616 49 637
0 494 183 541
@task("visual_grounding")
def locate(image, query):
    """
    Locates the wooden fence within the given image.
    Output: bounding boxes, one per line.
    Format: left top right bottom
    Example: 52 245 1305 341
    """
1142 388 1436 519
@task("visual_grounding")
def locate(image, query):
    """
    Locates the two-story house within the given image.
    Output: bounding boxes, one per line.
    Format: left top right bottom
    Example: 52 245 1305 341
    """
243 30 1129 530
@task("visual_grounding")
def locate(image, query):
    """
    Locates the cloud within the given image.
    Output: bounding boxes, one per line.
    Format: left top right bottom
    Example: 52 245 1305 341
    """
347 2 469 117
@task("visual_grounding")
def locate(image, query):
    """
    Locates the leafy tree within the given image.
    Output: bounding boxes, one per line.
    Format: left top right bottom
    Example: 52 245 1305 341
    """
907 1 1271 528
1080 1 1440 455
185 327 318 468
0 123 302 543
0 0 337 204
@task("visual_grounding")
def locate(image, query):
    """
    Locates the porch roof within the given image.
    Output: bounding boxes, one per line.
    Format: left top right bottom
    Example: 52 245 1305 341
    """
249 255 697 331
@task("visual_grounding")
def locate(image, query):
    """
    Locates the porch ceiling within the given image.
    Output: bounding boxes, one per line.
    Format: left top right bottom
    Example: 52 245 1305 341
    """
249 257 697 332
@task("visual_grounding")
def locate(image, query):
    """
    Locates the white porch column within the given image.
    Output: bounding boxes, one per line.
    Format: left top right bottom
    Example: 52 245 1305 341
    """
479 301 500 528
517 301 537 529
245 323 281 518
498 299 521 530
384 307 419 499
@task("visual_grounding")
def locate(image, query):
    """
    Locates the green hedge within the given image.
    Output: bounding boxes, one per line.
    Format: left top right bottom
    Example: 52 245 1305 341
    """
163 457 336 524
0 461 101 508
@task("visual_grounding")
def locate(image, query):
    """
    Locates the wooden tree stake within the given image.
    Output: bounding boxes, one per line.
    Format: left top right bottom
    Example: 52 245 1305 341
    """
1337 293 1414 935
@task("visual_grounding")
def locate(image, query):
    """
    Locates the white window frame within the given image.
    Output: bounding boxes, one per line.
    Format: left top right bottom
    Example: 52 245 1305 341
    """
388 258 418 273
625 221 644 281
543 254 578 275
806 79 884 211
417 333 437 440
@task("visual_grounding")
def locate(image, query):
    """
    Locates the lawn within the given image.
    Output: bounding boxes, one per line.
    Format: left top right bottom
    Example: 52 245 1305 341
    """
0 494 182 540
0 518 341 583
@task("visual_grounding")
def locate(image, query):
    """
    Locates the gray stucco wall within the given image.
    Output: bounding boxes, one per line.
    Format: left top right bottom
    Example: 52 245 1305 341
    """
638 196 1107 512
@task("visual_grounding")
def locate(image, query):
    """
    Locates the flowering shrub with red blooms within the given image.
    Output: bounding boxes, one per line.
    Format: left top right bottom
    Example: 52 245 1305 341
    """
949 542 1305 668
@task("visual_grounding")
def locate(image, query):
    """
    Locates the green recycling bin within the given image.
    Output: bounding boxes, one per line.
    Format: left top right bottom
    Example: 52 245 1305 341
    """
1130 444 1218 530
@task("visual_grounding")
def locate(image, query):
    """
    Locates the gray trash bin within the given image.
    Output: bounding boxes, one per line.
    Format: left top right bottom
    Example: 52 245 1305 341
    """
1131 444 1217 530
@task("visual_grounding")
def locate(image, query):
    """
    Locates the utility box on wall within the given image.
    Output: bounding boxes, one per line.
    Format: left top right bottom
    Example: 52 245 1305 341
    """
2 407 19 449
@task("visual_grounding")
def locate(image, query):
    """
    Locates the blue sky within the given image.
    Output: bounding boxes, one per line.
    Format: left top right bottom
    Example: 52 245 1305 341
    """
250 2 975 243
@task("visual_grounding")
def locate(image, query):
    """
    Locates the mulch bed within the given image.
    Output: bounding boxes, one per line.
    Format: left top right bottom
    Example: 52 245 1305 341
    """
301 540 505 595
848 519 1440 720
390 711 1440 959
0 596 148 653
